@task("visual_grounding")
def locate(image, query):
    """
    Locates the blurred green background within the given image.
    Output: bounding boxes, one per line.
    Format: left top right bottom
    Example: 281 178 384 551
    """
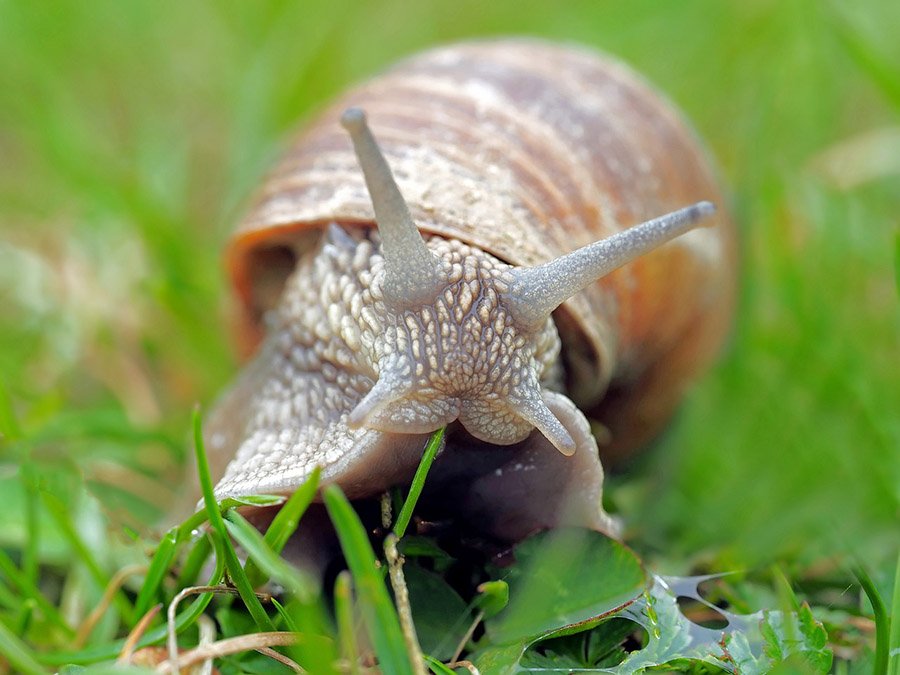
0 0 897 580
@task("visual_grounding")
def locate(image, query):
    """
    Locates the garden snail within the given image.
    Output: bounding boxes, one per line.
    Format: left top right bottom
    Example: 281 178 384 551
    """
201 39 736 544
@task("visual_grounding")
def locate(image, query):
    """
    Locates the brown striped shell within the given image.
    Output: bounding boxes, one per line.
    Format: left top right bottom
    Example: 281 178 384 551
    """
205 39 736 543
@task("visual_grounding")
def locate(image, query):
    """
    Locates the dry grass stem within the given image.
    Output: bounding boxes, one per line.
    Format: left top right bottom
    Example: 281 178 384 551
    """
380 491 392 530
847 616 876 633
74 563 147 647
384 534 426 675
119 602 163 663
450 610 484 665
157 631 300 673
166 585 239 666
197 614 217 675
256 645 306 672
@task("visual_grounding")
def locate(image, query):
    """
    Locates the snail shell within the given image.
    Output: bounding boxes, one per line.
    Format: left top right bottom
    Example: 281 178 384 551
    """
203 39 736 542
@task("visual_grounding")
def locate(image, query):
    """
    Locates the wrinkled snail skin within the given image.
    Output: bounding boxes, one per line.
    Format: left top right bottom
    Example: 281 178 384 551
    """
202 39 736 543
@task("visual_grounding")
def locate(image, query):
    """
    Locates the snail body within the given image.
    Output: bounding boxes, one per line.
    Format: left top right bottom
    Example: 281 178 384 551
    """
204 40 736 541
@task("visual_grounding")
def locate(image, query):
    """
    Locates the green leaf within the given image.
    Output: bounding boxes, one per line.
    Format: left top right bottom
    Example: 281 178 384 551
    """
404 563 472 661
476 580 510 619
612 575 833 674
518 617 638 670
323 484 414 675
474 529 645 673
473 642 530 674
536 618 642 668
724 605 831 674
397 536 454 566
486 529 646 646
477 559 833 674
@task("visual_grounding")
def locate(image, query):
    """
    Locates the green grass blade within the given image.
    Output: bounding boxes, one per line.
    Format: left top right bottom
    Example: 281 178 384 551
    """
270 596 339 675
0 547 74 637
830 6 900 113
855 565 889 675
192 407 274 632
0 619 46 675
14 598 36 638
0 578 21 610
894 232 899 298
271 597 297 631
20 461 39 588
324 484 415 675
39 591 218 666
262 465 320 553
335 571 360 675
40 489 134 625
133 527 179 620
224 511 317 602
0 379 22 441
244 465 320 588
39 530 226 666
887 552 900 675
176 494 286 541
423 655 457 674
272 596 337 673
176 531 213 587
394 428 445 539
2 384 41 598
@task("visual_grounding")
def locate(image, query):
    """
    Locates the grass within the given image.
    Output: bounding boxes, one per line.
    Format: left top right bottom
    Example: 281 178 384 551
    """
0 0 897 672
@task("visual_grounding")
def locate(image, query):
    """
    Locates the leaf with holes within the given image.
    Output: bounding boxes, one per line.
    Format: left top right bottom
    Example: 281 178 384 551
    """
614 576 833 674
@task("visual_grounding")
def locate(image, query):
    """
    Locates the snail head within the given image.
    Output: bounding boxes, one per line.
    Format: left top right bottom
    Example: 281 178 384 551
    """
340 107 715 458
